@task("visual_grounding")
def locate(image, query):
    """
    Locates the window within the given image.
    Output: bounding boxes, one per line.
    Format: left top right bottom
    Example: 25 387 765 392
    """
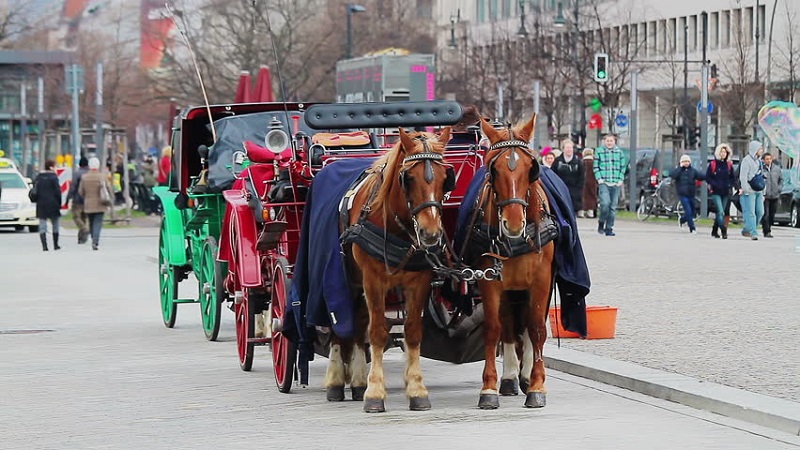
678 17 686 51
689 15 697 50
502 0 511 18
476 0 486 23
745 7 753 43
668 18 677 53
721 10 730 47
649 21 657 55
710 12 719 48
659 19 667 54
757 4 766 43
490 0 498 19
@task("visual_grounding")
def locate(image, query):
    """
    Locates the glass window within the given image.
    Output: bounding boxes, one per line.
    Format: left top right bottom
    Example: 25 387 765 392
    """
476 0 486 23
0 172 26 189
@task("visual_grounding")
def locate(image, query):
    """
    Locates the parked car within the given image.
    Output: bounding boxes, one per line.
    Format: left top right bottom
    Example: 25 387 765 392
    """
774 168 800 228
0 168 38 232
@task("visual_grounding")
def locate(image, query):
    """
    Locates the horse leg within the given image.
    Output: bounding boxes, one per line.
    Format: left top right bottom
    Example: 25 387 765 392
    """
363 282 389 413
349 342 368 401
478 281 502 409
402 280 431 411
499 298 520 396
323 336 347 401
519 329 533 394
524 279 552 408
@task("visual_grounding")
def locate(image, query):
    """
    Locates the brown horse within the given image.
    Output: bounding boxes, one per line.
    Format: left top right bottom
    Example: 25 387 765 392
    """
323 127 454 413
472 114 556 409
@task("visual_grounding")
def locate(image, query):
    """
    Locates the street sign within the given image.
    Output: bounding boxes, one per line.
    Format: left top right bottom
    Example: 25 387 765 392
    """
615 113 629 128
697 100 714 114
64 65 84 95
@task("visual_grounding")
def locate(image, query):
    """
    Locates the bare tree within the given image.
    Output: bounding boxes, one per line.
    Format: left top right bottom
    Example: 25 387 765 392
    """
0 1 29 48
774 1 800 102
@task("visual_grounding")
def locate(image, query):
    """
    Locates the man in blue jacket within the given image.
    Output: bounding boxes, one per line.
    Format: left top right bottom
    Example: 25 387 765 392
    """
670 154 705 234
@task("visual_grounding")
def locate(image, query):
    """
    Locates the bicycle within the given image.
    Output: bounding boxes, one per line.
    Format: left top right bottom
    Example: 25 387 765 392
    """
637 178 685 221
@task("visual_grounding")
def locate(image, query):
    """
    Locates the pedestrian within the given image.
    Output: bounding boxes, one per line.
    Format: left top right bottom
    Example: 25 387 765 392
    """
760 152 783 238
581 148 598 218
158 145 172 187
79 157 114 250
447 104 481 147
552 138 585 215
593 134 626 236
32 159 62 251
540 146 555 168
141 155 158 215
705 143 736 239
65 156 90 244
738 140 766 240
670 154 705 234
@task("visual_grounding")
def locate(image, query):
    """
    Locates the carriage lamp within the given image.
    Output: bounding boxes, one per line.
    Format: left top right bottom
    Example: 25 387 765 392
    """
265 117 289 154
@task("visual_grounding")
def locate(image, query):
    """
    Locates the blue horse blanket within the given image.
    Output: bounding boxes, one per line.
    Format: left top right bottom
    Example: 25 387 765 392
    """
286 158 375 345
454 166 589 337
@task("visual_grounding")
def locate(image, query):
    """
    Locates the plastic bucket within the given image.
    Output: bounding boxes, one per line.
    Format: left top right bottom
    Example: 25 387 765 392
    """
549 306 618 339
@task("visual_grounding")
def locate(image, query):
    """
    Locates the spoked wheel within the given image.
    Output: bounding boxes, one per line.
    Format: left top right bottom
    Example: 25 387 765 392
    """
636 194 653 221
158 220 178 328
235 289 255 371
199 236 222 341
271 257 297 393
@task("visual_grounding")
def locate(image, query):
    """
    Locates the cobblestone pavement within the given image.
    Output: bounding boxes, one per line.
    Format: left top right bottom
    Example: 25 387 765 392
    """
1 223 799 448
561 217 800 403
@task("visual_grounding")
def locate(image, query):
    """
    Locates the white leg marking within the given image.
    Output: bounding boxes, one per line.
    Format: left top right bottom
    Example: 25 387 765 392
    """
323 344 346 388
521 330 534 381
501 342 519 380
350 344 368 387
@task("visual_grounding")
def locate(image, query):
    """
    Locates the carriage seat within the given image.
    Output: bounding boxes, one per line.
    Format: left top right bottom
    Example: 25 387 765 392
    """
244 140 292 164
309 131 377 168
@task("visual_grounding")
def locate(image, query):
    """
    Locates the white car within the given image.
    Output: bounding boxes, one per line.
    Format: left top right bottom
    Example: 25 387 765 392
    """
0 169 39 232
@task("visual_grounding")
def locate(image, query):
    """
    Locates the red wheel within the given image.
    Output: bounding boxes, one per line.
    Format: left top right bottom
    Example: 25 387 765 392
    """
230 213 255 371
271 257 296 393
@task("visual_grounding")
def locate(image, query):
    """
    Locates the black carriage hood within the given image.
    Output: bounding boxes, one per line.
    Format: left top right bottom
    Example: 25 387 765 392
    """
207 111 308 192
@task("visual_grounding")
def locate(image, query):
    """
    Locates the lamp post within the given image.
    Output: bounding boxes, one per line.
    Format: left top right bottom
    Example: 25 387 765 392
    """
554 1 586 147
517 0 528 37
448 13 458 48
345 4 366 60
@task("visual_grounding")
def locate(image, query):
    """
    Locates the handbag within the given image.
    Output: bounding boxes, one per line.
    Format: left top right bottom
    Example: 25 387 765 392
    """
748 168 766 192
28 182 38 202
99 179 113 206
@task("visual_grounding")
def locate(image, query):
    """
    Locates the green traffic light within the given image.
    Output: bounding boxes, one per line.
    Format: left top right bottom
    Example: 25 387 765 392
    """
597 70 607 79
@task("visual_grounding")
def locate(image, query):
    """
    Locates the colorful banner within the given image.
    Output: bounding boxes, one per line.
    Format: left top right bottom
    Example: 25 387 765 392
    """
140 0 175 70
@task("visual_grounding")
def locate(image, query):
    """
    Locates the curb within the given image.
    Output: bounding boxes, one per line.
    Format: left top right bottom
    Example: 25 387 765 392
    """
543 344 800 436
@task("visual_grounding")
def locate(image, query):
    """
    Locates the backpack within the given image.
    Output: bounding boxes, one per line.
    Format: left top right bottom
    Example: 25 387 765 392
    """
710 159 733 174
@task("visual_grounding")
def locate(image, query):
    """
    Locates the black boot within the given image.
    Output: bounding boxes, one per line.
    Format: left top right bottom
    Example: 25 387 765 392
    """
40 233 48 252
53 233 61 250
597 221 605 235
721 226 728 240
711 224 720 238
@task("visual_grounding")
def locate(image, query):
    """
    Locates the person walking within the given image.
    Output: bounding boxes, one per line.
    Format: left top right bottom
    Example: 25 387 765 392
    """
65 156 90 244
158 145 172 187
593 134 626 236
32 159 63 251
540 146 555 168
581 148 597 218
760 152 783 238
738 140 766 240
670 154 705 234
79 157 114 250
141 155 158 215
552 138 585 215
705 144 736 239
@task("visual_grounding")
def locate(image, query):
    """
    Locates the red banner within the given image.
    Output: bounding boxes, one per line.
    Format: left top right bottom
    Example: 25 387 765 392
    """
140 0 175 70
61 0 91 20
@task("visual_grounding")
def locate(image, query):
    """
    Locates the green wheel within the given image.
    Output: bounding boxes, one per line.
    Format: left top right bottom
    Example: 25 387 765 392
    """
199 236 223 341
159 220 178 328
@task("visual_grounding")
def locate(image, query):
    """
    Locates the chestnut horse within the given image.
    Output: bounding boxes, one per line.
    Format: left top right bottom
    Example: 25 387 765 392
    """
472 115 555 409
324 127 454 413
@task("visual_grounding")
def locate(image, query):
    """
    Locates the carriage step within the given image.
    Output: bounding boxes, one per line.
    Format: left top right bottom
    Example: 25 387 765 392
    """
173 298 198 304
247 337 271 345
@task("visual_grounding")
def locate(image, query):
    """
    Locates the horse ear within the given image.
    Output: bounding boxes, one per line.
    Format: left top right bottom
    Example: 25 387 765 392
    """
480 117 501 143
438 126 451 145
516 113 536 143
398 128 414 153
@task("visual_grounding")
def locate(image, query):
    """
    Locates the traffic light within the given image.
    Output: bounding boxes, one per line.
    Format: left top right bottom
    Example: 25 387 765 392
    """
594 53 609 83
687 126 701 148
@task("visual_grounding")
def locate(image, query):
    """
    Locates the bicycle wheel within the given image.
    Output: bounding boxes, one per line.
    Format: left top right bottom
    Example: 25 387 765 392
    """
637 194 654 221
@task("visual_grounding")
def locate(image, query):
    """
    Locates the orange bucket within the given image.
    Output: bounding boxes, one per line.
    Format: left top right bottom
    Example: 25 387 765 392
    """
549 306 618 339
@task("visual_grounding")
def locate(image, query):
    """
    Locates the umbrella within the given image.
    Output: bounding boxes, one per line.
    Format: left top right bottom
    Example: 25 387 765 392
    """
234 70 252 103
252 65 274 103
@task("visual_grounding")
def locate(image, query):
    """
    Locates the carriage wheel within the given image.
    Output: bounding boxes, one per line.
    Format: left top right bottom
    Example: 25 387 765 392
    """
199 236 223 341
158 220 178 328
271 257 297 393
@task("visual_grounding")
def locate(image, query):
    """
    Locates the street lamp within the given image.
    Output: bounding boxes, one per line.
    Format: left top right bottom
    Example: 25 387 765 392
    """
553 2 566 28
553 0 585 147
517 0 528 37
448 12 458 48
345 3 366 59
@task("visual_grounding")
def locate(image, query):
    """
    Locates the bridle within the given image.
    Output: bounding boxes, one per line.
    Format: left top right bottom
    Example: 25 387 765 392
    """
485 131 539 231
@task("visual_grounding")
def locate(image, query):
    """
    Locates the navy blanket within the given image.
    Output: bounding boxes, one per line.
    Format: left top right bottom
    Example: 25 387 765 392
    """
454 166 589 337
286 158 375 344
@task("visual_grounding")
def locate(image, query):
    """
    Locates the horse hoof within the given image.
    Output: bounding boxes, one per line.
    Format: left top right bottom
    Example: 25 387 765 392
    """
409 396 431 411
524 391 546 408
326 385 345 402
363 398 386 413
478 393 499 409
499 379 519 396
351 386 366 402
519 377 530 394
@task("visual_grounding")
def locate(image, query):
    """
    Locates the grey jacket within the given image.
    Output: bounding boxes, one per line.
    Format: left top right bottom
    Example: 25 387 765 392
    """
739 146 762 195
762 163 783 199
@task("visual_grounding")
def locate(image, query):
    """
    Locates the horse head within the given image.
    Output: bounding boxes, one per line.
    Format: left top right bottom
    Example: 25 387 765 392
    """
480 114 539 239
391 127 453 248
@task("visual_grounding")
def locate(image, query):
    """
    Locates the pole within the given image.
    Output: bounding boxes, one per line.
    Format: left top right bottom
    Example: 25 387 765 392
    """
20 81 29 177
700 12 710 218
629 71 638 213
496 82 504 120
753 0 760 140
70 64 81 170
96 62 104 166
533 79 541 149
683 24 689 149
37 76 45 173
345 6 353 59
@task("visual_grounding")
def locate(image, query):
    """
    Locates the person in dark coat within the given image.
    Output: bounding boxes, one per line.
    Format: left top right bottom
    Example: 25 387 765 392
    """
760 152 783 238
580 148 598 218
552 138 584 214
446 104 482 147
705 143 736 239
670 154 705 234
32 159 63 251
